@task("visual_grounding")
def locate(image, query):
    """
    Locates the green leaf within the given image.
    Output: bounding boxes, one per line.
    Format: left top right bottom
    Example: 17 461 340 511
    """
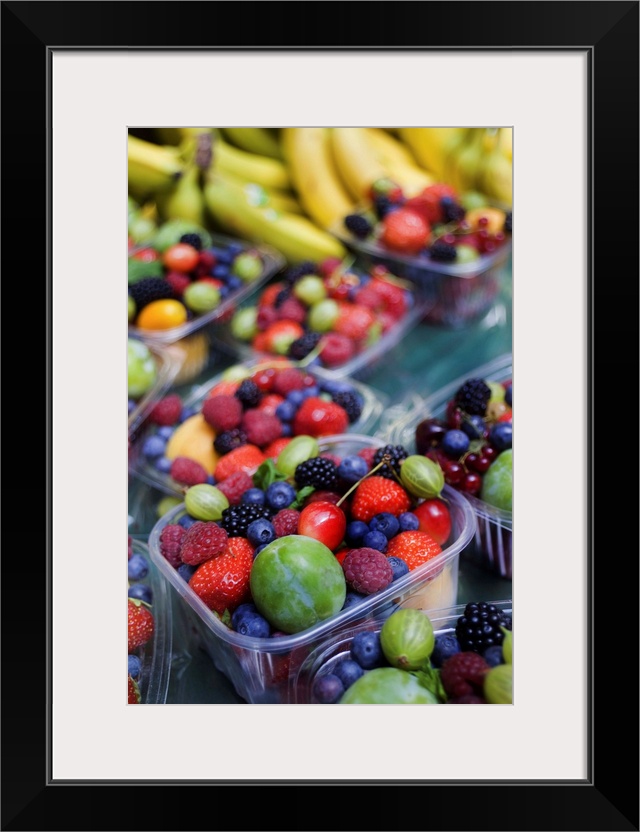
413 663 448 703
289 486 315 510
253 459 288 491
128 257 163 285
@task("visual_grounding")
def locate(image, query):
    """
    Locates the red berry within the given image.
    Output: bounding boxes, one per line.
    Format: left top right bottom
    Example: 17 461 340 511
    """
180 521 229 566
440 651 490 699
350 476 411 524
292 397 349 437
342 547 393 595
128 599 155 652
159 523 187 568
188 537 254 616
385 530 443 572
170 456 208 486
411 499 452 545
298 501 347 550
379 208 430 255
128 675 141 704
149 394 183 426
319 332 356 368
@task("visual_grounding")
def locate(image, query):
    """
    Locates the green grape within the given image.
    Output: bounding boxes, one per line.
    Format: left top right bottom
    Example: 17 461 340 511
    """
231 306 258 341
231 251 263 282
293 275 327 305
400 455 444 499
483 663 513 704
127 339 158 398
184 484 229 521
183 282 221 313
308 299 339 332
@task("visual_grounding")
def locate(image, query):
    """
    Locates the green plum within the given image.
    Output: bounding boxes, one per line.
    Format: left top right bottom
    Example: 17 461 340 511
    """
250 535 346 634
487 380 506 404
340 667 439 704
481 449 512 512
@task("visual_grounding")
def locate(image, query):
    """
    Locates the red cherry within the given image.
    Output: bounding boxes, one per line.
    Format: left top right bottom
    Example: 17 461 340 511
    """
411 499 452 546
482 445 498 462
462 472 483 495
443 460 465 486
297 501 346 551
468 454 491 474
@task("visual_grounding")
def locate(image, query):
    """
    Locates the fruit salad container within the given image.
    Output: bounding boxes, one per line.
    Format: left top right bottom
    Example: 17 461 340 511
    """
331 198 512 328
128 338 184 439
387 353 513 579
128 539 173 704
208 258 431 380
147 434 477 704
129 358 388 497
290 599 512 704
128 222 285 347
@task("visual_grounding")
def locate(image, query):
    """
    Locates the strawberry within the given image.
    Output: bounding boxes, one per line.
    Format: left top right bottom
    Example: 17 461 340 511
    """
385 530 443 571
263 319 305 354
257 394 285 416
264 437 292 459
250 366 277 391
252 331 270 352
128 598 155 652
258 281 286 308
368 277 407 319
180 521 229 565
188 537 254 616
213 444 266 481
206 380 240 399
379 208 430 255
128 675 141 704
350 476 411 523
410 183 458 225
292 397 349 437
334 303 376 342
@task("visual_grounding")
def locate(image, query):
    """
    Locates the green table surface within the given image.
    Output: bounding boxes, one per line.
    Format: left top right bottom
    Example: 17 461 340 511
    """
129 259 512 703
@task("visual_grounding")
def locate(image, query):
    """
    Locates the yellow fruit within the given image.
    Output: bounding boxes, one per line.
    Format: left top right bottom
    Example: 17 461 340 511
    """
164 414 219 474
135 299 188 331
465 206 507 234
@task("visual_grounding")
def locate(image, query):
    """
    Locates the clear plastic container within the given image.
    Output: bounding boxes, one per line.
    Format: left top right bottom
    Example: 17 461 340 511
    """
387 353 513 579
147 434 478 704
331 218 511 328
129 359 389 497
128 232 285 346
129 539 173 704
128 340 184 439
290 599 512 703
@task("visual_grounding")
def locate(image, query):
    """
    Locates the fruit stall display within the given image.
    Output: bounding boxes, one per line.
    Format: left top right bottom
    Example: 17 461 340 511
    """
127 338 183 437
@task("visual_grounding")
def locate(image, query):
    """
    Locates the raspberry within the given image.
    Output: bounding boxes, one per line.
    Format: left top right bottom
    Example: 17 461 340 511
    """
440 652 490 699
164 271 192 297
277 296 307 324
180 521 229 566
216 471 254 505
272 508 300 537
202 395 243 432
241 409 283 447
256 305 279 330
148 394 183 426
271 368 308 396
341 548 394 595
159 524 186 568
170 456 208 486
319 332 356 368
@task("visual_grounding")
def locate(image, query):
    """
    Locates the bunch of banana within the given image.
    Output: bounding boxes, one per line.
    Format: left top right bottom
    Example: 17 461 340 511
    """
363 128 436 195
220 127 283 160
475 129 513 207
128 134 185 201
397 128 467 182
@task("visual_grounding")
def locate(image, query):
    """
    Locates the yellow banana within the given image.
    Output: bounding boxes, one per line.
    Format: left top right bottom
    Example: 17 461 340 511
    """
476 132 513 207
128 134 184 198
281 127 356 229
444 128 487 193
221 127 284 160
156 163 207 225
216 169 303 215
211 134 291 191
397 128 465 182
329 127 389 202
364 128 436 195
499 127 513 161
204 173 346 264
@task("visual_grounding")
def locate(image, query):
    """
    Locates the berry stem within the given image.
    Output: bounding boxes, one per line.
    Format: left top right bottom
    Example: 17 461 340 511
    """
336 453 392 507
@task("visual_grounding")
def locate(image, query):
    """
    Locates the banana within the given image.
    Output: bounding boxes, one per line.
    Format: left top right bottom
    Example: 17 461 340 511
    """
221 127 284 160
211 134 291 191
128 134 184 198
281 127 356 229
499 127 513 161
397 128 465 182
216 169 304 215
445 128 487 194
364 128 436 196
329 127 389 202
156 163 207 225
476 133 513 207
204 173 346 264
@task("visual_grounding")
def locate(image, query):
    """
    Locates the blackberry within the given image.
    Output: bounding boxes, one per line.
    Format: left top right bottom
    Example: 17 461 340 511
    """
179 232 203 251
235 379 262 409
504 211 512 233
454 378 492 416
294 457 338 490
455 601 511 654
274 287 291 308
288 331 321 361
429 240 458 262
373 195 392 219
220 504 273 537
331 391 363 424
128 277 175 311
344 214 373 240
283 261 317 284
439 196 466 224
372 444 409 479
213 428 247 456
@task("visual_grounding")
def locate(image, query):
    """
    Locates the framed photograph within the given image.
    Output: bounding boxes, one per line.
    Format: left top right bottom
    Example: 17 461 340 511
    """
3 1 637 830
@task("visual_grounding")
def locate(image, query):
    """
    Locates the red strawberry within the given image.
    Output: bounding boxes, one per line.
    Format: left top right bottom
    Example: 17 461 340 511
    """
292 397 349 437
128 599 155 652
368 277 407 319
410 183 458 225
180 520 229 565
258 394 285 417
213 444 265 481
250 367 277 391
350 476 411 523
334 303 376 342
385 530 443 571
379 208 430 255
188 537 254 616
128 675 141 704
263 320 305 354
252 331 270 352
258 281 286 308
264 437 292 459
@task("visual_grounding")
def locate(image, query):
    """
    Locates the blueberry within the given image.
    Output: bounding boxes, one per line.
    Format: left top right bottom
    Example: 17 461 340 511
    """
342 591 367 609
505 384 512 407
156 426 174 441
127 553 149 581
345 520 369 547
489 422 512 451
266 481 296 511
231 605 271 638
177 514 199 530
128 583 152 604
362 529 388 553
231 602 259 626
461 415 487 440
142 435 166 459
218 285 230 298
177 563 197 582
242 488 266 506
154 456 172 474
226 276 243 291
302 385 320 398
128 654 142 679
246 518 276 547
287 390 305 408
275 401 296 422
281 423 292 437
387 556 410 582
337 454 369 484
227 242 244 256
369 512 400 540
179 406 198 423
333 658 364 689
211 247 233 264
430 633 461 668
312 673 345 704
442 429 470 457
213 265 229 278
483 645 505 667
319 379 352 395
350 631 384 669
398 512 420 532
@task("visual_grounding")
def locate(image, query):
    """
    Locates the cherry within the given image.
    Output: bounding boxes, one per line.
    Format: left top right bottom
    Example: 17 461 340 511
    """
297 501 346 551
468 454 491 474
415 418 447 454
445 401 463 429
483 445 498 462
462 472 483 495
443 460 465 486
412 499 452 545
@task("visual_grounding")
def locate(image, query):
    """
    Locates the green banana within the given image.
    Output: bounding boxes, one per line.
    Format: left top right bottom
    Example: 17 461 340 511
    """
445 128 487 194
221 127 284 160
157 163 207 225
128 134 184 199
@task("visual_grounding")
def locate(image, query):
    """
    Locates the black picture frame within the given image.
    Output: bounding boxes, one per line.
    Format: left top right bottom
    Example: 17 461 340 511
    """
2 2 638 830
